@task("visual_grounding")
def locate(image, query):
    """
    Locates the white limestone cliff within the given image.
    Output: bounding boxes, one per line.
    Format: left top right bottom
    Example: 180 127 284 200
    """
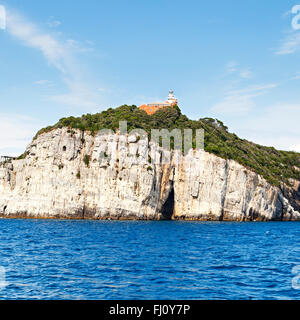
0 128 299 221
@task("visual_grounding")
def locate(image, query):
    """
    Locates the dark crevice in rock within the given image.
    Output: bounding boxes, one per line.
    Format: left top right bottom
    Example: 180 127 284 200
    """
248 207 259 221
278 186 286 221
161 182 175 220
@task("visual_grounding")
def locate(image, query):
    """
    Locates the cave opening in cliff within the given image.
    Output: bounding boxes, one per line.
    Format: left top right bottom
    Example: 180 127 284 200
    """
161 185 175 220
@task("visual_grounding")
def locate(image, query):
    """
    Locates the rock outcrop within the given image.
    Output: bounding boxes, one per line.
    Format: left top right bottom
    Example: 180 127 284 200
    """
0 128 300 221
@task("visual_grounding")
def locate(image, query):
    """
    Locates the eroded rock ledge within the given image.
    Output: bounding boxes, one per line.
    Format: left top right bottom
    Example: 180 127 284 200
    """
0 128 300 221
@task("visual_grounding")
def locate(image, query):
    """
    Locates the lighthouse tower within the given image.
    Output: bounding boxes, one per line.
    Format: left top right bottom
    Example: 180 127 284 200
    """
167 89 178 105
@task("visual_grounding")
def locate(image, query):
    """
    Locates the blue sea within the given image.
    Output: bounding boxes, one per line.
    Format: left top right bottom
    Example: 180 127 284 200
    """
0 219 299 300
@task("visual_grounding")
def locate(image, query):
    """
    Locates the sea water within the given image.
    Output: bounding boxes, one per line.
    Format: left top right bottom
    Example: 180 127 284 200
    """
0 219 299 300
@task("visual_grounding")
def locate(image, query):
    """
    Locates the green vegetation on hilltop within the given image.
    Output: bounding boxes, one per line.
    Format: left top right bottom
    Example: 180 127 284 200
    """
33 105 300 187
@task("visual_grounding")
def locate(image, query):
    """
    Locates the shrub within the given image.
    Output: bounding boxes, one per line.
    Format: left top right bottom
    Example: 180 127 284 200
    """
84 155 90 167
17 152 28 160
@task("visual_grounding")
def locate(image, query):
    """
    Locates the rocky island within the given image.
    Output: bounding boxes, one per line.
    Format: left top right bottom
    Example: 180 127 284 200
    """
1 105 300 221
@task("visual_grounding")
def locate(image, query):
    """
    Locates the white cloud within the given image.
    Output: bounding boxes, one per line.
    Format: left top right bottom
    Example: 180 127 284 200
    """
0 114 42 156
0 7 105 153
6 11 70 72
0 5 6 30
47 17 61 28
51 80 99 109
229 83 277 95
225 61 238 74
5 8 100 110
211 83 277 115
292 72 300 80
211 93 255 114
212 62 273 115
66 38 94 53
224 61 253 79
34 80 52 85
240 69 253 79
233 103 300 151
290 144 300 152
276 31 300 55
275 7 300 55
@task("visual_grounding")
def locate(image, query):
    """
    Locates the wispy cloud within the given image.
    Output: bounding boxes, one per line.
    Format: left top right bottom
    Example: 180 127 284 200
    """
51 79 100 109
276 6 300 55
0 5 5 30
224 61 253 79
5 8 99 109
47 16 61 28
292 71 300 80
66 39 94 53
225 61 238 74
211 83 278 115
289 144 300 152
276 31 300 55
211 93 255 115
34 79 52 86
211 62 270 115
6 10 70 72
239 69 253 79
229 84 278 95
234 103 300 151
0 113 42 156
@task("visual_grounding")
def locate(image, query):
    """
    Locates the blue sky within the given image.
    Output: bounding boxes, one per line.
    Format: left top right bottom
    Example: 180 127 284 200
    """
1 0 300 155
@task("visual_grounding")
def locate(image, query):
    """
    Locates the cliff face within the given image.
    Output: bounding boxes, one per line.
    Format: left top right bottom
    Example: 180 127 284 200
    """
0 128 300 221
